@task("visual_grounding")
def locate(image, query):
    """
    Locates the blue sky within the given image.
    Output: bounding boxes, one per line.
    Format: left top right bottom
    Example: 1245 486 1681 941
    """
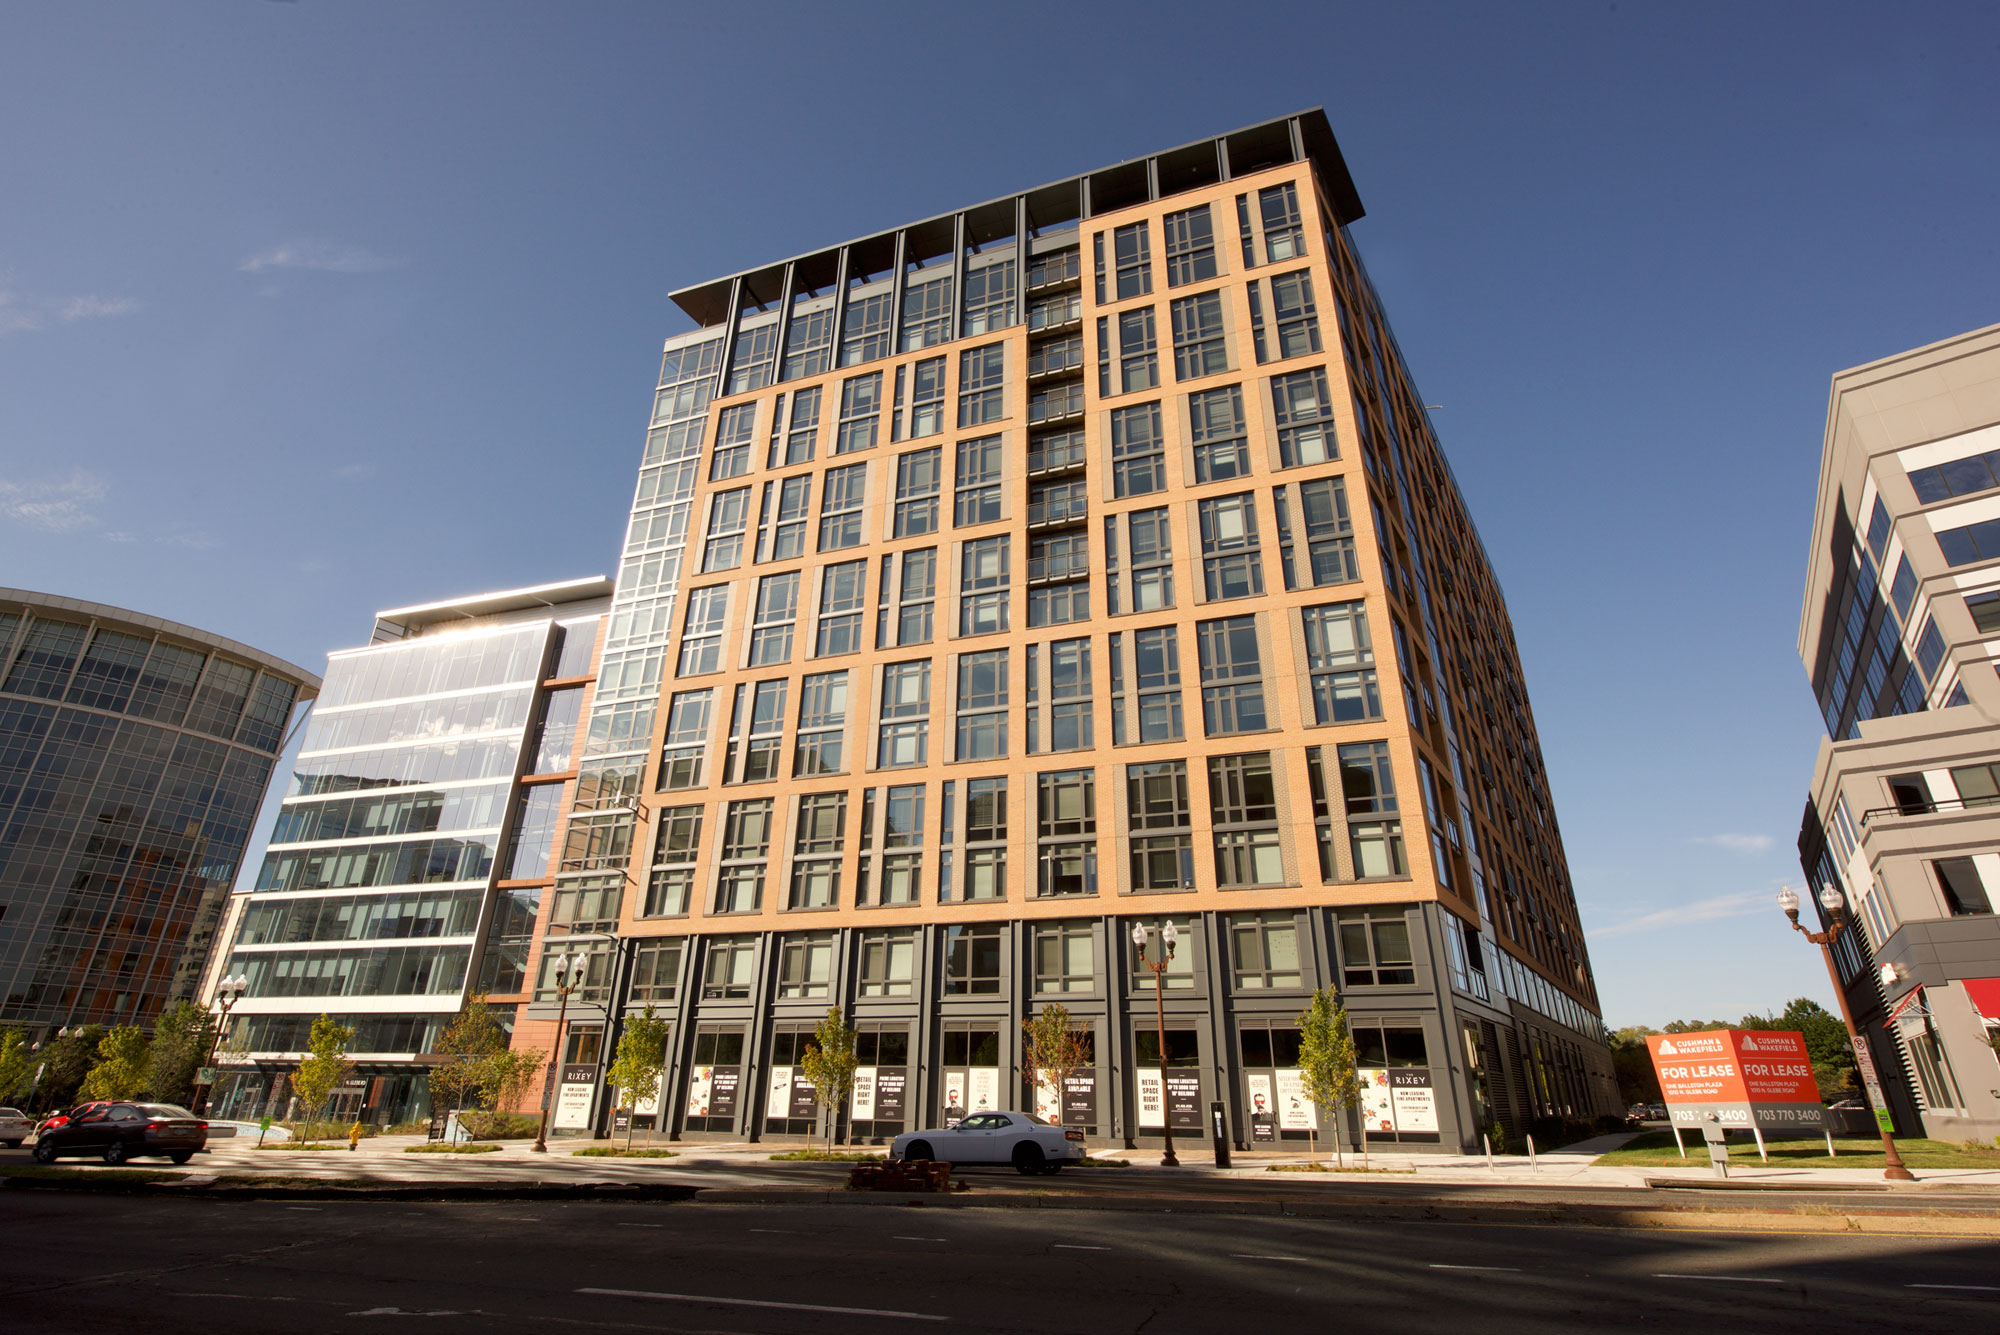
4 2 1996 1027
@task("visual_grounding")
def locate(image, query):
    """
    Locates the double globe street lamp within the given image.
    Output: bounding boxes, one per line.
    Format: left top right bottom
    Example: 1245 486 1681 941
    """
1131 920 1180 1168
1775 884 1915 1182
531 951 588 1154
193 973 250 1117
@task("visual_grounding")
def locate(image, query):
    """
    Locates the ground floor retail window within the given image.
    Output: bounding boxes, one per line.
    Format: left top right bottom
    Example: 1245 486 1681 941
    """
1905 1017 1965 1112
1030 1028 1100 1134
685 1028 744 1133
1353 1022 1439 1143
940 1027 1001 1124
1134 1027 1203 1131
764 1028 825 1136
850 1028 912 1141
1237 1023 1312 1142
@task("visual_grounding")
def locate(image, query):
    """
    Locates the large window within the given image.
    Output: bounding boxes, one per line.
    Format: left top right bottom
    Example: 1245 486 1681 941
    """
1106 507 1174 615
658 690 712 791
771 386 819 467
1171 292 1228 381
677 586 730 676
1109 222 1152 301
1302 601 1381 723
1339 741 1406 878
959 536 1010 635
841 290 893 366
1232 912 1302 989
1127 760 1193 891
907 356 947 438
715 799 772 913
944 924 1004 995
1034 920 1096 993
880 548 936 648
1267 271 1322 359
815 561 867 657
955 650 1009 761
1199 493 1264 600
731 679 786 783
955 435 1005 526
1036 768 1097 898
1271 368 1336 468
1338 908 1416 986
789 793 846 909
837 372 883 453
1114 307 1159 394
701 487 750 572
902 274 954 352
1209 752 1283 886
960 777 1007 902
859 929 916 996
1162 204 1217 287
1934 858 1995 915
958 344 1007 427
894 447 942 538
819 463 867 551
643 805 700 917
1278 477 1357 589
710 404 755 481
1259 183 1305 262
702 941 757 999
1908 448 2000 504
1111 402 1166 499
1197 615 1266 735
748 572 799 667
1028 531 1090 628
760 475 811 562
963 261 1016 337
793 671 848 776
878 660 930 768
1188 384 1249 483
1110 626 1183 745
1046 637 1092 752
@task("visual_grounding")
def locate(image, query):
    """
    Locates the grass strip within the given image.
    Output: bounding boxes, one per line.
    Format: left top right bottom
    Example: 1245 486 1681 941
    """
769 1149 885 1161
405 1144 502 1154
1593 1132 2000 1170
573 1147 679 1158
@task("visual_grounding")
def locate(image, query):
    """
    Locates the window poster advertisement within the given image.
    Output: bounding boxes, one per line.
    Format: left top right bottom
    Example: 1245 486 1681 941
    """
628 1072 661 1118
851 1066 877 1122
1035 1072 1061 1124
1063 1071 1097 1127
875 1068 907 1121
1136 1068 1166 1129
709 1068 740 1119
942 1071 969 1126
790 1069 819 1120
1359 1068 1396 1133
687 1065 716 1118
1273 1068 1315 1131
554 1064 597 1130
767 1065 793 1119
1247 1072 1277 1140
1389 1069 1439 1132
1164 1071 1202 1129
968 1066 1000 1116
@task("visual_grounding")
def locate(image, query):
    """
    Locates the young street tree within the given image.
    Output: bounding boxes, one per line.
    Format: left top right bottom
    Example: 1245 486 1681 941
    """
605 1006 670 1148
799 1006 857 1151
143 1001 217 1106
81 1026 153 1102
430 994 508 1119
289 1015 355 1145
1297 986 1361 1168
1022 1002 1092 1129
0 1028 35 1103
483 1045 546 1130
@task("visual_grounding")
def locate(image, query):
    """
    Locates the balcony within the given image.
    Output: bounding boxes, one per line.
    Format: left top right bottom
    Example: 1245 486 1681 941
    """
1025 248 1082 294
1027 431 1089 477
1027 336 1085 381
1028 383 1086 426
1862 795 2000 826
1027 489 1088 529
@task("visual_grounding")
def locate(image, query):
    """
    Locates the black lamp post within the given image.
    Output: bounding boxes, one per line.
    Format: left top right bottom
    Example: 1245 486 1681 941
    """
193 973 248 1117
1130 920 1180 1168
531 952 583 1154
1776 885 1915 1182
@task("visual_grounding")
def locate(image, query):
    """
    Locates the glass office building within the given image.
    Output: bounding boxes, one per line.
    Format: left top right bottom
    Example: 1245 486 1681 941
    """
0 590 315 1037
503 110 1618 1152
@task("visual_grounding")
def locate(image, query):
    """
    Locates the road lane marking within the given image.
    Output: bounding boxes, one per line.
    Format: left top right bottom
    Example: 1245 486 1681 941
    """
1909 1284 2000 1292
615 1223 663 1229
1233 1254 1310 1262
1431 1264 1521 1272
894 1236 948 1242
1054 1244 1110 1251
579 1287 946 1322
749 1228 801 1234
1652 1274 1783 1285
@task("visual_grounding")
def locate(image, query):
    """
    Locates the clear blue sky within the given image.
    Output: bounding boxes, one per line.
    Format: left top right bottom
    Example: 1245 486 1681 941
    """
4 2 1996 1029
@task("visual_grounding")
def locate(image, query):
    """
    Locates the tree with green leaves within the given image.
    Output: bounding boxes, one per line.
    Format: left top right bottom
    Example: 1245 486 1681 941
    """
606 1007 670 1148
289 1015 354 1145
1297 986 1360 1168
1022 1002 1092 1130
799 1006 857 1151
430 994 508 1117
1608 1026 1662 1106
484 1045 545 1118
142 1001 217 1107
36 1025 105 1111
81 1026 152 1101
0 1028 35 1104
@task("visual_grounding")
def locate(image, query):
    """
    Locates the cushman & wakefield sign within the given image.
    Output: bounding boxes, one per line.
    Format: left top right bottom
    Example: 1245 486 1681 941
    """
1645 1030 1824 1130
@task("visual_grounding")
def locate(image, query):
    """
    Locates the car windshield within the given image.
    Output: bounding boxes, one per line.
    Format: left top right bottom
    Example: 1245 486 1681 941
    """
0 1108 22 1117
140 1105 196 1118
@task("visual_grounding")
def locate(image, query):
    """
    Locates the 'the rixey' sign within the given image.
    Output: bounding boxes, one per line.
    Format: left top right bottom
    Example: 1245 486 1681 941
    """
1645 1030 1824 1130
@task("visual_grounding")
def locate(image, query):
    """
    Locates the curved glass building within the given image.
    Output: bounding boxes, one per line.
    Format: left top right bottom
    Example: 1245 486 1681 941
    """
0 589 318 1037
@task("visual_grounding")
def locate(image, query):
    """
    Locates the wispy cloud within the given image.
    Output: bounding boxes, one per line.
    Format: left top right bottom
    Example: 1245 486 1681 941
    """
0 289 141 336
1691 832 1774 855
1592 890 1771 938
331 462 376 480
0 470 108 532
239 239 400 274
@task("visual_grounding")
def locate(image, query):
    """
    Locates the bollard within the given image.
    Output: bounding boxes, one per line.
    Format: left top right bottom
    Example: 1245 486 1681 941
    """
1209 1102 1231 1169
1527 1133 1536 1170
1484 1133 1493 1170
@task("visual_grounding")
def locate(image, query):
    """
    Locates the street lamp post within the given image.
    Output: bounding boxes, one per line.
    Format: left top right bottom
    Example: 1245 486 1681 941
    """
194 974 249 1117
1776 885 1916 1182
1130 920 1180 1168
531 953 582 1153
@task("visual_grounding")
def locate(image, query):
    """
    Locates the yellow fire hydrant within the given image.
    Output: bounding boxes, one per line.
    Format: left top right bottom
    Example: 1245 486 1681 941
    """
348 1120 364 1151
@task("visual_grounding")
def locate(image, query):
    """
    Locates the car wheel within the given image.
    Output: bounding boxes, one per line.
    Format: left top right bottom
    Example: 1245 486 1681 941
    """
4 1139 21 1148
1013 1143 1046 1176
903 1140 934 1162
1040 1162 1063 1176
103 1141 128 1165
32 1141 58 1164
170 1151 194 1165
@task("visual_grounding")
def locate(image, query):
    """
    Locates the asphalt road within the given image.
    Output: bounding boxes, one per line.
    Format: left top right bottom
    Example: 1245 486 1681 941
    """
2 1194 1997 1333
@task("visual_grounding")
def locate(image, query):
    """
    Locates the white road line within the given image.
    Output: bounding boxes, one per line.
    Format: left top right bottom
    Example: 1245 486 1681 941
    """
894 1236 949 1242
578 1287 947 1322
1232 1254 1310 1262
615 1223 663 1229
1054 1244 1110 1251
1430 1264 1521 1272
1909 1284 2000 1293
749 1228 801 1234
285 1207 321 1212
1652 1274 1783 1285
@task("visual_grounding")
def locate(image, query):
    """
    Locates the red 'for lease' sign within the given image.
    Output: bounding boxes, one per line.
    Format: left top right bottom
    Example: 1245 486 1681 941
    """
1645 1030 1822 1129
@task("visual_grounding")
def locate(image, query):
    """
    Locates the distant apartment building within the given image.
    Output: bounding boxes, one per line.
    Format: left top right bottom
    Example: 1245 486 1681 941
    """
503 108 1617 1153
1797 322 2000 1143
205 580 607 1125
0 590 316 1037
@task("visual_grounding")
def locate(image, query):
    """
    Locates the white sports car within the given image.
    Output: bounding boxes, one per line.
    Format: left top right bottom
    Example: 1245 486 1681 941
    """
892 1110 1085 1175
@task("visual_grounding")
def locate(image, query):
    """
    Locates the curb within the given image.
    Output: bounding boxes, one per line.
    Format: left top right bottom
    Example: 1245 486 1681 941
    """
1 1176 700 1203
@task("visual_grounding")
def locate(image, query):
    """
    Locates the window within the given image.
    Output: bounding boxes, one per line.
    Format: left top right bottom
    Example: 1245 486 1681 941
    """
1232 912 1302 989
1271 368 1336 467
1948 761 2000 808
1340 741 1406 878
728 317 779 395
1188 384 1249 482
955 650 1009 760
815 561 867 657
1029 380 1085 424
1210 752 1283 886
1909 448 2000 504
944 924 1003 995
962 260 1016 336
1028 334 1083 380
959 536 1010 634
1338 908 1416 985
841 289 893 366
1171 292 1228 381
777 933 835 997
1028 530 1090 629
878 660 931 767
1111 401 1166 498
772 386 820 468
1105 507 1174 615
1111 222 1152 300
793 671 848 776
1279 477 1358 588
1199 493 1264 600
789 793 846 909
549 875 621 932
1302 601 1382 723
901 274 954 352
894 447 942 537
959 777 1007 901
783 307 833 382
677 586 730 676
658 689 712 791
1889 557 1917 621
1131 916 1197 989
819 463 867 551
1259 183 1305 262
1934 858 1994 915
1109 626 1183 744
715 799 772 913
1915 616 1947 684
1163 204 1217 287
836 373 882 454
1866 495 1892 560
755 475 808 564
1029 478 1086 528
955 435 1005 526
643 806 701 916
747 572 800 667
1198 615 1267 735
1028 289 1082 333
1116 307 1159 393
731 679 787 783
1036 769 1097 897
1034 921 1096 993
958 344 1006 427
629 939 683 1000
701 487 751 572
1267 271 1322 359
711 404 755 480
880 547 937 648
1127 761 1194 890
904 356 946 439
859 929 916 996
702 940 757 999
875 784 924 905
1045 638 1092 751
1970 591 2000 635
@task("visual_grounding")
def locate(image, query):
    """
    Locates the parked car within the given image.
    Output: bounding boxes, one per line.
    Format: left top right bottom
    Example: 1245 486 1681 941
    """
35 1100 112 1138
893 1110 1086 1175
1624 1103 1667 1126
31 1102 208 1165
0 1107 31 1147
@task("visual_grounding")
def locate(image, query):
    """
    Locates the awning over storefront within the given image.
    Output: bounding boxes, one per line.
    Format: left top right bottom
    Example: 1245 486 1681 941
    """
1961 977 2000 1026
